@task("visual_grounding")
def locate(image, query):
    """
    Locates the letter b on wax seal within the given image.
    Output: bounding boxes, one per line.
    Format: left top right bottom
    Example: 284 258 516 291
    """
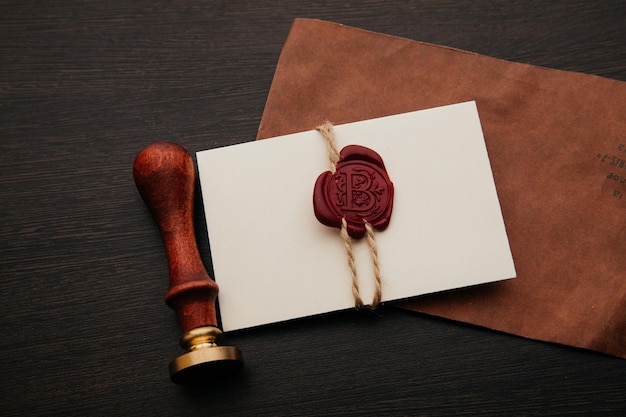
313 145 394 239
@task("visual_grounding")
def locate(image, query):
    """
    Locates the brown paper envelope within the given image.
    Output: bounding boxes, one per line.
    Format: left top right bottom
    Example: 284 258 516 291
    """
256 18 626 358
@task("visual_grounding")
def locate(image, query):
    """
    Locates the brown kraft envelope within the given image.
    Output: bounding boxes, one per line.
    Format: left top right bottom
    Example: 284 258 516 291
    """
256 18 626 358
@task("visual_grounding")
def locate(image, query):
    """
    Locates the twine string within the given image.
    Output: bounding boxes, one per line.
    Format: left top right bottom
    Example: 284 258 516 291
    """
316 121 340 173
341 218 364 309
316 121 383 309
365 221 382 309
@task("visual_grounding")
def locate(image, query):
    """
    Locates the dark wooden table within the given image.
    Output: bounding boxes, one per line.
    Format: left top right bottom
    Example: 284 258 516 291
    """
2 1 625 416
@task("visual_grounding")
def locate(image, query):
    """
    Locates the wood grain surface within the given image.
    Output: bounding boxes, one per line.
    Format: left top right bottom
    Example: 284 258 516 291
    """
1 1 625 416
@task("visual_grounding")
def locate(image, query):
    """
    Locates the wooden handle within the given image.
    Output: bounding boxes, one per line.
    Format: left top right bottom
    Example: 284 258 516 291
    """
133 142 219 333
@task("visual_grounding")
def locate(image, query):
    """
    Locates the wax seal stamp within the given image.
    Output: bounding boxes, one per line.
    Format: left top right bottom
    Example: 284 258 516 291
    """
133 141 243 384
314 144 394 239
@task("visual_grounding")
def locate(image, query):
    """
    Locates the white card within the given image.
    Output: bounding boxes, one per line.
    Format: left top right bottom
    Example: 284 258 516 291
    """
197 101 516 331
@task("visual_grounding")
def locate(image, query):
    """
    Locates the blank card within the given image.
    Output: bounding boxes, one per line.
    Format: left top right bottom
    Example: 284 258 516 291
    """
197 101 516 331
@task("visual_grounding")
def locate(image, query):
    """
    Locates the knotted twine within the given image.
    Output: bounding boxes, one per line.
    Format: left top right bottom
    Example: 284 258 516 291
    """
315 121 383 309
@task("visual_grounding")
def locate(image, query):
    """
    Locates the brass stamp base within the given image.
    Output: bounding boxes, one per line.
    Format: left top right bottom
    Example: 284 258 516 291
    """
169 326 243 384
169 345 243 384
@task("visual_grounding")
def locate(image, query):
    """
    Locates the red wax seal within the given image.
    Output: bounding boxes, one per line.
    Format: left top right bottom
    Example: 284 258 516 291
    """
313 145 394 239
